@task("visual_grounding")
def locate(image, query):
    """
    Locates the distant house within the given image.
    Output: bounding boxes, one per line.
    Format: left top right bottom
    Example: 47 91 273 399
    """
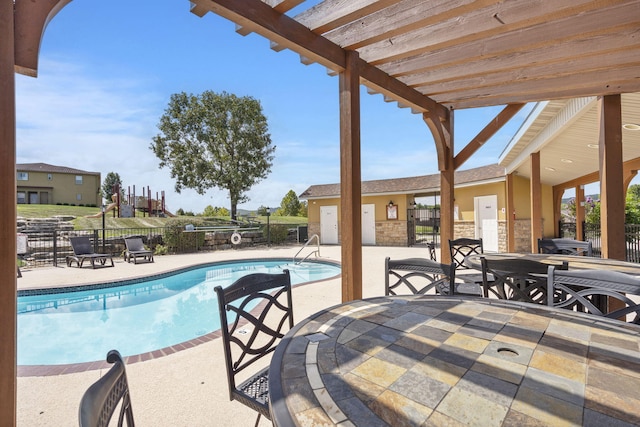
16 163 101 206
300 163 554 252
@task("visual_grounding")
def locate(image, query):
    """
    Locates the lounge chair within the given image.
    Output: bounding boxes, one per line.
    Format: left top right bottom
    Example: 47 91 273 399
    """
124 237 154 264
66 236 114 269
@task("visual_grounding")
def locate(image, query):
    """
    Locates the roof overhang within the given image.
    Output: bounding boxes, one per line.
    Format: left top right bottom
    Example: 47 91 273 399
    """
499 93 640 187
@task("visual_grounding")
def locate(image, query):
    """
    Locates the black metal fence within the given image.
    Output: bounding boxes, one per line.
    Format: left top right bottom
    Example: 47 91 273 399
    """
559 221 640 261
408 207 441 247
17 223 309 269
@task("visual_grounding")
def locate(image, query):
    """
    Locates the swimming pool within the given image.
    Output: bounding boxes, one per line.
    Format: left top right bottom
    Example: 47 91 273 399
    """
17 259 340 366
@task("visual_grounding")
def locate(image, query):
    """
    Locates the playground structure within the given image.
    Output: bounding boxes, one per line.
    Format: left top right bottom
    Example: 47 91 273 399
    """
85 185 175 218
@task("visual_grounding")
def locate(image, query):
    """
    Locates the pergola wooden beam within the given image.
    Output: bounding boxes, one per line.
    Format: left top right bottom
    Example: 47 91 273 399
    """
295 0 402 35
400 29 640 88
454 103 525 170
190 0 448 119
323 0 493 50
353 0 617 66
14 0 72 76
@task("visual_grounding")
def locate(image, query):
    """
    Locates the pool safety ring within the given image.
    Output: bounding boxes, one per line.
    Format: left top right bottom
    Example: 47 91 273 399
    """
231 232 242 245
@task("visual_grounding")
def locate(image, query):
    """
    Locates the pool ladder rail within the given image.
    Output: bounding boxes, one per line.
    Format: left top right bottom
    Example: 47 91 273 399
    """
293 234 320 265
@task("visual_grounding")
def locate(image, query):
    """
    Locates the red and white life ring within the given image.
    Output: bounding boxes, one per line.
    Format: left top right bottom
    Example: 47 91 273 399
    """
231 232 242 245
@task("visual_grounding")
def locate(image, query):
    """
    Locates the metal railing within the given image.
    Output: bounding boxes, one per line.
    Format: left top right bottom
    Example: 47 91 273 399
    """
292 234 320 265
558 221 640 261
17 223 308 269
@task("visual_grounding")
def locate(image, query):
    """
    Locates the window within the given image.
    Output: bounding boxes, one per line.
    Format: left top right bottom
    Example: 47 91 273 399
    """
76 194 82 201
75 175 83 185
17 192 26 204
47 173 52 180
17 172 28 181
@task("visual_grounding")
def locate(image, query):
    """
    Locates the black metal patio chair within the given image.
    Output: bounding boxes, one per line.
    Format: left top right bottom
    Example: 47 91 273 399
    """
547 266 640 323
447 238 485 296
538 238 593 257
215 270 294 427
480 257 568 303
78 350 134 427
385 257 455 296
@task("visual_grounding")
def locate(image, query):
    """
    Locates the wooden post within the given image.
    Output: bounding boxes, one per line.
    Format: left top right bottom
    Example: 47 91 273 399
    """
575 185 585 240
530 152 542 251
599 95 625 260
424 108 453 263
339 50 362 302
506 173 515 252
0 0 17 423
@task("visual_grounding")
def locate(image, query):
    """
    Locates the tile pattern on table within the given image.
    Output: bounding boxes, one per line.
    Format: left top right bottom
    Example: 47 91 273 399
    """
277 296 640 427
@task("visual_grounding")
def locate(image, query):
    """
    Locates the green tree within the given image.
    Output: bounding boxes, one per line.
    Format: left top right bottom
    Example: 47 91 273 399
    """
101 172 124 203
298 200 308 217
202 205 216 217
151 91 275 220
279 190 301 216
626 185 640 224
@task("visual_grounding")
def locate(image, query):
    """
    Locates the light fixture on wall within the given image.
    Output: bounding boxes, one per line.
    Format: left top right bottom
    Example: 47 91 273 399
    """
623 123 640 131
389 200 394 206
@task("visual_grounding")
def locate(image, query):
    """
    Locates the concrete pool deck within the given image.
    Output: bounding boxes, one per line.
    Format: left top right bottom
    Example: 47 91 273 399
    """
17 244 433 426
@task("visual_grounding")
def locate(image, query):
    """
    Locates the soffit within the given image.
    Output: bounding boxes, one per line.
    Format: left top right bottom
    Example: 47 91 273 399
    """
500 93 640 187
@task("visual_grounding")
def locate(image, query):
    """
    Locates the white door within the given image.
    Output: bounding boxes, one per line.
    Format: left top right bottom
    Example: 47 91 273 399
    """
320 205 339 244
474 195 499 252
361 204 376 245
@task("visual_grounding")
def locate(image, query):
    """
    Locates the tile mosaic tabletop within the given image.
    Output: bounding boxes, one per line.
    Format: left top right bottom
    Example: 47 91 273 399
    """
269 296 640 427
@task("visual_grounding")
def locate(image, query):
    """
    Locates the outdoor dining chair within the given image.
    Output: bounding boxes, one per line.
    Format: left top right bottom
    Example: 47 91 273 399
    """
426 242 437 261
385 257 455 296
547 266 640 323
215 270 294 427
480 257 568 303
78 350 134 427
538 238 593 257
447 238 485 296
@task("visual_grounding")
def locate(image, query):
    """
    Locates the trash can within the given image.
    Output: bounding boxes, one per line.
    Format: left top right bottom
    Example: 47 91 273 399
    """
297 225 308 243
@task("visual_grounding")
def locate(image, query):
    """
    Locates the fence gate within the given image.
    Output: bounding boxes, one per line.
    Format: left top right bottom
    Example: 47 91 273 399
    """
408 207 440 247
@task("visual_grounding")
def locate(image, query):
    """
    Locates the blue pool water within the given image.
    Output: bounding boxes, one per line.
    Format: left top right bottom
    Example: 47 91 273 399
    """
17 259 340 365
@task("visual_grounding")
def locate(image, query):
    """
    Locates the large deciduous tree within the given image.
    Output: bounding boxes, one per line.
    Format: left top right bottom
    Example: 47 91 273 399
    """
151 91 275 219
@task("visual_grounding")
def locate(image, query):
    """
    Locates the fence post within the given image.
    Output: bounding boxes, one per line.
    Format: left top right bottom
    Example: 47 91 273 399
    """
93 229 99 252
52 230 57 267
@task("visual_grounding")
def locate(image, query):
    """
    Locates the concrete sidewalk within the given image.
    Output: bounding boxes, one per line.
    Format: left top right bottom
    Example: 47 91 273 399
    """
17 244 432 426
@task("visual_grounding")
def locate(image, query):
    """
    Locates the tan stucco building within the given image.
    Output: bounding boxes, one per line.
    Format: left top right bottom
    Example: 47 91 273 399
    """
16 163 101 207
300 164 555 252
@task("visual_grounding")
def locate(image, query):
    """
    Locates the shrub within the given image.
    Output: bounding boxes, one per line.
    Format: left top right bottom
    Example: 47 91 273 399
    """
154 244 168 255
162 218 207 252
264 224 289 244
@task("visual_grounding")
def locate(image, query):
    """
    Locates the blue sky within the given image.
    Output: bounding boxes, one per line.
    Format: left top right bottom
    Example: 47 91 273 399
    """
16 1 535 213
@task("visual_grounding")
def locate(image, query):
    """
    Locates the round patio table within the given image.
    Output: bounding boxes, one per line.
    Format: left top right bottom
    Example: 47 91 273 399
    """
268 295 640 426
464 252 640 275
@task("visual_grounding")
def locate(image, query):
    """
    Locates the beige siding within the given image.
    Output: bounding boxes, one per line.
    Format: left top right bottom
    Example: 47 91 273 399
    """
17 170 101 206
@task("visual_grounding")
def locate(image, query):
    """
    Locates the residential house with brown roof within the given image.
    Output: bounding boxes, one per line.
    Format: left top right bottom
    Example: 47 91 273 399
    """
300 163 553 252
17 163 101 207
